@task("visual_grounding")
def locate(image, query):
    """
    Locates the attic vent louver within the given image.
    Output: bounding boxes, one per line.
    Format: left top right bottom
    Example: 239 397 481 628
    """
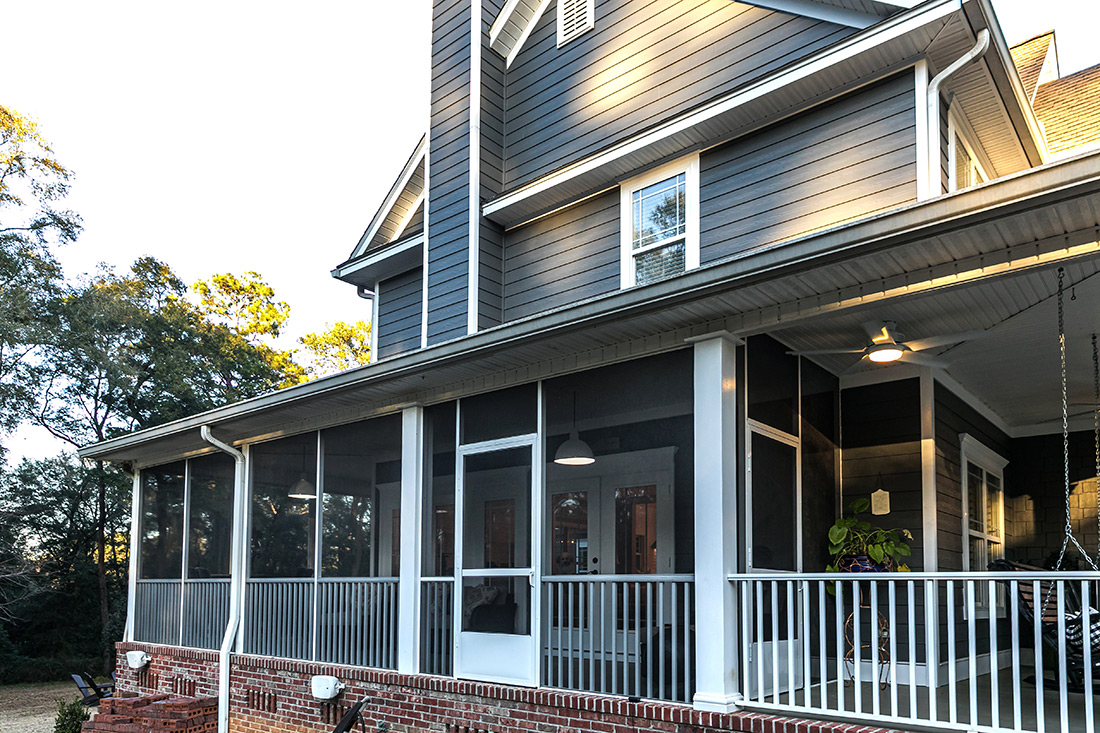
557 0 594 47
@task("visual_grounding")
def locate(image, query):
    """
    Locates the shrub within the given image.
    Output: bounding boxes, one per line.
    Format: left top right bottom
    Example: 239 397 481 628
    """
53 698 90 733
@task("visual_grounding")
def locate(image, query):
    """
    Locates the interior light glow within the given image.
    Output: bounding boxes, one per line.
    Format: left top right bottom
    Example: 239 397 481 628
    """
867 345 905 363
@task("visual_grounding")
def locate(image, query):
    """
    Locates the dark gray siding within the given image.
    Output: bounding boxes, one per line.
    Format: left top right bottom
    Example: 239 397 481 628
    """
700 71 918 263
933 382 1011 572
479 0 506 330
502 190 620 321
428 0 472 345
841 378 925 569
503 0 856 188
939 98 950 195
377 267 423 360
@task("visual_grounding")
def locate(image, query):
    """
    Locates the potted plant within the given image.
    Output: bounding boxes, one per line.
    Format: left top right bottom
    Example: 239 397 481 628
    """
826 498 913 573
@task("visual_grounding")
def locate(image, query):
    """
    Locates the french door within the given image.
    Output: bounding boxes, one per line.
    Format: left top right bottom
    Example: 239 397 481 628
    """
454 435 541 686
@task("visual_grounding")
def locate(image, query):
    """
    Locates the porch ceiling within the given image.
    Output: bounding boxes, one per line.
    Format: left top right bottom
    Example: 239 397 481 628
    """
80 151 1100 467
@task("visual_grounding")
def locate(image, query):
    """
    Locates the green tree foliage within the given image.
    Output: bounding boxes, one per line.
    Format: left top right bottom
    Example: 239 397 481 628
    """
193 271 290 341
299 319 372 376
0 105 78 435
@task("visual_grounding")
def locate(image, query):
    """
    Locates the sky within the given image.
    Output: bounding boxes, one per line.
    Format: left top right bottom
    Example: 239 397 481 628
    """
1 0 1097 462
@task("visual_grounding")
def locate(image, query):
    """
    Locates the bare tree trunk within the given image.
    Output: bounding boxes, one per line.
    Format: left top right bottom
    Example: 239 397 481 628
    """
96 459 110 672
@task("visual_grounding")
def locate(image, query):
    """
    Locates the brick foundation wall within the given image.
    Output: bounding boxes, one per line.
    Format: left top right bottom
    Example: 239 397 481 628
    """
116 642 220 699
117 643 905 733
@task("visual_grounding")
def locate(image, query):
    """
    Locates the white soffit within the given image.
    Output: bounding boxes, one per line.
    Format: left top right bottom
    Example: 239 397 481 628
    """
347 135 427 262
734 0 903 29
490 0 552 68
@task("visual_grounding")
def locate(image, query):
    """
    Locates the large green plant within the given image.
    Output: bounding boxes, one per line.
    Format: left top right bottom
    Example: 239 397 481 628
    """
826 498 913 572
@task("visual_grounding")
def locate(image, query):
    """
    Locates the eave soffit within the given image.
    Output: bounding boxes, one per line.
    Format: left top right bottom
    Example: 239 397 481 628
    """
344 135 427 265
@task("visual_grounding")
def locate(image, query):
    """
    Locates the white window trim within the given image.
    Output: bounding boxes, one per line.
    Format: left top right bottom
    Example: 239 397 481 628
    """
947 106 989 192
960 432 1008 617
618 154 700 290
557 0 595 48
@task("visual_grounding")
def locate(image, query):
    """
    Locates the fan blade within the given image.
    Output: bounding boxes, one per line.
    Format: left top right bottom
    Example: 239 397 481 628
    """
904 330 987 352
787 348 866 356
897 351 950 369
842 356 872 375
861 321 894 345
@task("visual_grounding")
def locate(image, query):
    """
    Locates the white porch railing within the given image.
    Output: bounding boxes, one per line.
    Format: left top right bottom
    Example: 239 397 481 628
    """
729 572 1099 733
420 578 454 676
243 577 399 668
542 575 695 703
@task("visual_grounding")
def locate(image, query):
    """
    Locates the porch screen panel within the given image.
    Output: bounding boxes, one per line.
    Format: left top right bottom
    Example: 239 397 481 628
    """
140 462 186 579
187 453 234 579
747 334 798 436
750 433 797 571
320 414 402 578
250 433 317 578
460 383 537 444
423 402 457 577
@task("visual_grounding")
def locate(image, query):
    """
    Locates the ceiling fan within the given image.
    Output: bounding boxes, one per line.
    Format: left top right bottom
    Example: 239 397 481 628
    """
789 321 986 371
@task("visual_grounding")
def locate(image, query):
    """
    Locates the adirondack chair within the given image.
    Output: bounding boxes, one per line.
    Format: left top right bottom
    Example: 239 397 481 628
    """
84 670 114 697
331 700 367 733
990 558 1100 691
71 673 109 706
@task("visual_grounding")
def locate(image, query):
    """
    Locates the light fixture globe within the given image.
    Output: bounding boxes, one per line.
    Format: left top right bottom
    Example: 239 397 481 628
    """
554 431 595 466
867 343 905 363
288 476 317 500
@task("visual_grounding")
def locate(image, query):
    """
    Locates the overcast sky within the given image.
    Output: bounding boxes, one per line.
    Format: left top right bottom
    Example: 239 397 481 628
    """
2 1 1097 462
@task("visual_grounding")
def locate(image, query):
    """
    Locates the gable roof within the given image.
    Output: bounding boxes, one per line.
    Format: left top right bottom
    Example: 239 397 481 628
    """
347 135 427 261
1033 62 1100 156
1009 30 1057 102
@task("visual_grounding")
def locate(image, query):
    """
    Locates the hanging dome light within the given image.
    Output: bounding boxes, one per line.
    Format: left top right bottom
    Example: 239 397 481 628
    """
554 430 595 466
288 475 316 500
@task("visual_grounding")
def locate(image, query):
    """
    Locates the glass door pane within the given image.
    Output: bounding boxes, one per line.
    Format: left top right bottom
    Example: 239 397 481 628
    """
750 432 798 572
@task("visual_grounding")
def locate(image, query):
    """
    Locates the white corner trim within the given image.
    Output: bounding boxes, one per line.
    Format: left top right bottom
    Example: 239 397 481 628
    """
914 58 931 200
421 143 430 350
468 0 483 336
959 432 1009 472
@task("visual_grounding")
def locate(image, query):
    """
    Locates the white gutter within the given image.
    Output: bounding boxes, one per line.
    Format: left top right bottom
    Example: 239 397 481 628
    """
123 466 141 643
924 29 990 198
200 426 246 733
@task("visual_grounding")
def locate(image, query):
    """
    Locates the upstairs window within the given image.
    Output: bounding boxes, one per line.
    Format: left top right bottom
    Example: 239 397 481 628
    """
620 155 700 288
557 0 594 47
948 107 988 192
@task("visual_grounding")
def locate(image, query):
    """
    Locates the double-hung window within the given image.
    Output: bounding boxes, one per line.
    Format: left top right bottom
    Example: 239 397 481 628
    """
620 155 699 289
948 106 989 192
960 433 1008 612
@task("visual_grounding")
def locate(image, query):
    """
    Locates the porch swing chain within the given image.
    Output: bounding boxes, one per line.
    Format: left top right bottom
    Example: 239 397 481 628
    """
1049 269 1097 602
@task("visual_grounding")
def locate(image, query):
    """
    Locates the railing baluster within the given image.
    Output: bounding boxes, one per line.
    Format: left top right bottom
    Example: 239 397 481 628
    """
1034 580 1045 733
1083 580 1094 733
771 580 780 705
787 580 796 707
1011 580 1022 732
947 580 957 725
1057 581 1069 733
818 581 826 712
888 580 897 719
989 579 999 731
967 580 978 728
835 580 845 713
802 580 811 710
671 581 679 702
907 580 916 720
634 582 641 698
646 580 653 699
758 580 766 705
742 579 751 706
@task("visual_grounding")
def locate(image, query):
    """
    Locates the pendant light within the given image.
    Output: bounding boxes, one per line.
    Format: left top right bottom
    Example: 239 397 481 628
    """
288 474 316 500
554 392 595 466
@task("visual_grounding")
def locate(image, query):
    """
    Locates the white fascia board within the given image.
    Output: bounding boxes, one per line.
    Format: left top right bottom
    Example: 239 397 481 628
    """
349 135 428 261
482 0 961 221
737 0 880 29
490 0 551 68
332 233 424 283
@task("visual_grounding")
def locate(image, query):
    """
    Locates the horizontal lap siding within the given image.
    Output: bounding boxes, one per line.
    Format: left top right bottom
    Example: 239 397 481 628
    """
700 71 917 263
841 378 925 569
502 190 620 321
503 0 855 188
377 268 424 360
429 0 471 345
933 382 1011 572
480 0 506 330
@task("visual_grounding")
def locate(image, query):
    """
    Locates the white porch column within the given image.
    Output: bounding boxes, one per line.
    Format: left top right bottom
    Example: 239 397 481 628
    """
397 406 425 674
691 332 742 712
124 468 141 642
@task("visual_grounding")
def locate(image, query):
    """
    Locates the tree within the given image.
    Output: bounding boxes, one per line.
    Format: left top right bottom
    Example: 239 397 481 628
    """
31 258 306 668
0 105 79 436
299 320 372 377
193 271 291 342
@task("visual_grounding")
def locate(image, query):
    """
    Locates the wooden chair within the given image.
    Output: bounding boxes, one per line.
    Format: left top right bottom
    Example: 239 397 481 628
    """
331 700 367 733
71 673 108 706
990 558 1098 691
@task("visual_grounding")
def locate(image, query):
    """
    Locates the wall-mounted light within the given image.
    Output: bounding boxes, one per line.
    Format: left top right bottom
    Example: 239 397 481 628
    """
310 674 345 700
125 650 151 669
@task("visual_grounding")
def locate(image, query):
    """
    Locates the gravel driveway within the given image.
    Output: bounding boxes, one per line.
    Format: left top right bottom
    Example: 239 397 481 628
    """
0 681 89 733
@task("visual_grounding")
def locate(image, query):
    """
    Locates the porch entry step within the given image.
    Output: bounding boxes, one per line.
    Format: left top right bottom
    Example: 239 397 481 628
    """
81 693 218 732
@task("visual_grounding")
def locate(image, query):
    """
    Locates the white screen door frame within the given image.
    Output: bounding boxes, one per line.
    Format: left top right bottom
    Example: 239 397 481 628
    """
452 407 543 686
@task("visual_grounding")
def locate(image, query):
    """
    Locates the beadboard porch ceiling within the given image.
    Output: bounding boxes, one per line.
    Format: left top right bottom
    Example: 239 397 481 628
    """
80 150 1100 467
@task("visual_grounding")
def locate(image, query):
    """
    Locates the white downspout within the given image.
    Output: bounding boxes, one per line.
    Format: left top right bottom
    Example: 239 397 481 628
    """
123 465 141 643
925 29 990 197
200 426 246 733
